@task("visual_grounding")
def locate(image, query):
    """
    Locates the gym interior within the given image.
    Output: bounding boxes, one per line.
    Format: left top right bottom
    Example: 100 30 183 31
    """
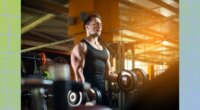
21 0 179 110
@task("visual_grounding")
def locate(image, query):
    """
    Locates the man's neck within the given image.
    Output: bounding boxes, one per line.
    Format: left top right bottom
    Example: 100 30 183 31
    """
88 33 99 37
86 34 100 45
87 33 99 40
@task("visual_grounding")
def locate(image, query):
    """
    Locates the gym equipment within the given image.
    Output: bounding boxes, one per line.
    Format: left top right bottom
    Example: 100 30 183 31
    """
53 80 69 110
51 61 71 110
22 79 91 91
21 52 50 77
117 68 148 92
22 78 91 110
117 70 138 92
92 87 102 104
67 90 83 107
132 68 148 87
31 88 47 110
22 52 49 66
43 71 49 79
38 52 47 65
67 87 103 107
116 68 148 110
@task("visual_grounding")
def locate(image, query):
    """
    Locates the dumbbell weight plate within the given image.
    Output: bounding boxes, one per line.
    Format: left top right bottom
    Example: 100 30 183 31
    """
117 70 138 92
132 68 148 87
92 88 102 104
67 90 82 107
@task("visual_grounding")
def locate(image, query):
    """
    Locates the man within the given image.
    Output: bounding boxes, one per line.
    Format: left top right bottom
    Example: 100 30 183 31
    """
71 13 117 106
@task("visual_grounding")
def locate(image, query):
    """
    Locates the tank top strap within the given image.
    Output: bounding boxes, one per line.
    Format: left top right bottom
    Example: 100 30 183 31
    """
81 39 107 51
80 39 92 48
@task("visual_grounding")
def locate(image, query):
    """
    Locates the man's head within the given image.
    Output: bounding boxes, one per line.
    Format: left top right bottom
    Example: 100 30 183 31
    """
83 13 102 36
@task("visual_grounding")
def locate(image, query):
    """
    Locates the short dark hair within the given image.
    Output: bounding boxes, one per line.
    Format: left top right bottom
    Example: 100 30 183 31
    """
83 13 101 30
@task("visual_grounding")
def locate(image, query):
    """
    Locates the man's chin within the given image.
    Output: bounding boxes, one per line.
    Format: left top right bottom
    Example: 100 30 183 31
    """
90 33 101 37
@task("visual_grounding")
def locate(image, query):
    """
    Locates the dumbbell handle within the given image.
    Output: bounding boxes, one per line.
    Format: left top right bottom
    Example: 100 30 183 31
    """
70 81 91 91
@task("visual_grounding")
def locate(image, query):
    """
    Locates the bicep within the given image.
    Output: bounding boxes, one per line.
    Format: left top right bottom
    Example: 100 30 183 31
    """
71 44 86 70
105 49 112 76
105 49 118 82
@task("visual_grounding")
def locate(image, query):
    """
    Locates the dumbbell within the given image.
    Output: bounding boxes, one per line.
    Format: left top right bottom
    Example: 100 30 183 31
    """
117 70 138 92
67 90 83 107
90 87 102 104
117 68 148 92
132 68 148 87
67 87 102 107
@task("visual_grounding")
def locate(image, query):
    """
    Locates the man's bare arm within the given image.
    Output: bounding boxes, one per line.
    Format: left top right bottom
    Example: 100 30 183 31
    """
104 49 118 82
71 43 86 83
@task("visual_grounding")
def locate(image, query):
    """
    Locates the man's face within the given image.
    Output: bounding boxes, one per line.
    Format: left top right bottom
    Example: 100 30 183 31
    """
86 17 102 36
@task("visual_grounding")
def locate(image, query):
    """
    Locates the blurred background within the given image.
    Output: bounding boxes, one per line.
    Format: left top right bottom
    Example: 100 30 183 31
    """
21 0 179 78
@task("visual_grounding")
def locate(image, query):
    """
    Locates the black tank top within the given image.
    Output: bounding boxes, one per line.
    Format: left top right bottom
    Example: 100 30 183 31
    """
81 39 108 92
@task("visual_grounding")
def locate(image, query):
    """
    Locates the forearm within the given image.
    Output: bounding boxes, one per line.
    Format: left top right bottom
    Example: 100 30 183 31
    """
76 67 85 83
106 72 118 82
71 71 78 81
71 65 85 83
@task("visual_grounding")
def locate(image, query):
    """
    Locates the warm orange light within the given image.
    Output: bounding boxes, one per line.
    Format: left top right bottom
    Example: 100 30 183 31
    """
161 40 178 47
161 41 169 45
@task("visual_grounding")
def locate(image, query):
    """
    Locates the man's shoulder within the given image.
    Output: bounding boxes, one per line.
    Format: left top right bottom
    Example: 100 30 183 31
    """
77 40 87 50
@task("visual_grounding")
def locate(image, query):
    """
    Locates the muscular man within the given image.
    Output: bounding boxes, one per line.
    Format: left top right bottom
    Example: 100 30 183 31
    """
71 13 117 106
